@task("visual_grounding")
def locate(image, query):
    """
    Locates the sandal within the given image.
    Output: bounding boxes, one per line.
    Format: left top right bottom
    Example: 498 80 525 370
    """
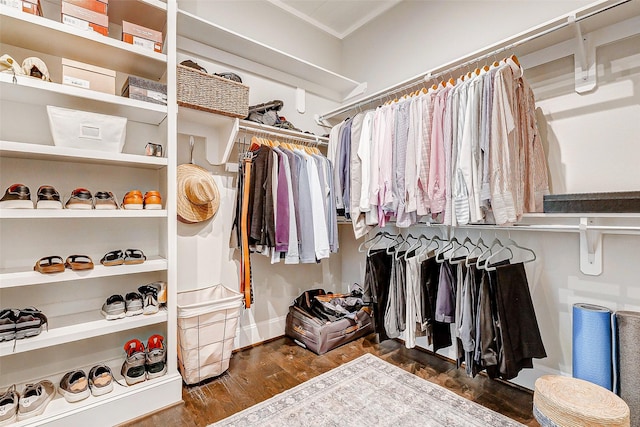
33 256 65 274
124 249 146 265
100 250 124 266
65 255 94 271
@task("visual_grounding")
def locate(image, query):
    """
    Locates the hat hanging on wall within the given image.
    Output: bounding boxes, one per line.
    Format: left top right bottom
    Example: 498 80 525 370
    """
177 136 219 223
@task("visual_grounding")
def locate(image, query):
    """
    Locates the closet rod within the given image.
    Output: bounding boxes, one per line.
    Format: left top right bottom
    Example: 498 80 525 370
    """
409 222 640 235
237 124 329 146
317 0 631 122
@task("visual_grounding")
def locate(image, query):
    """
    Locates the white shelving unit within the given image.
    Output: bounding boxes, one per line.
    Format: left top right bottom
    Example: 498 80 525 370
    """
176 8 366 103
0 0 181 425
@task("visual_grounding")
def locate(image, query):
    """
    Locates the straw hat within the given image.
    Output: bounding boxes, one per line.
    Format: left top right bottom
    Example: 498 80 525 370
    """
177 163 219 223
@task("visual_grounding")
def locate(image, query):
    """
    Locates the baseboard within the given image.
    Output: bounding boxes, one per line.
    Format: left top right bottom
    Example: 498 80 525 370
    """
234 315 288 349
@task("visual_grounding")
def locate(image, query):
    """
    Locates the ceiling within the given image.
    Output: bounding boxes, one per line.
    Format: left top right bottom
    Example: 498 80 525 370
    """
265 0 402 39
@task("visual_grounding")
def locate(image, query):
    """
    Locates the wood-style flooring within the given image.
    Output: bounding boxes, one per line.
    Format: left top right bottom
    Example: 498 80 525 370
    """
123 335 540 427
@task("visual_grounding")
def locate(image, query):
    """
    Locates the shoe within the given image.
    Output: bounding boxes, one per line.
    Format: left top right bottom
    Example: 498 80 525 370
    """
88 365 113 396
145 281 167 304
64 255 94 271
15 307 47 340
100 249 124 267
138 285 159 315
0 54 25 76
125 292 143 317
124 248 146 265
0 184 33 209
0 385 18 426
65 188 93 210
33 256 66 274
35 186 62 209
93 191 119 210
143 191 162 210
121 339 146 386
100 295 125 320
0 309 17 342
58 370 90 403
122 190 143 210
17 380 55 421
145 335 167 380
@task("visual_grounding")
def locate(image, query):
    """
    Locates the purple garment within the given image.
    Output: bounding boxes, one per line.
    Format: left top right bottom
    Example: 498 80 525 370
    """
435 261 456 323
274 148 289 252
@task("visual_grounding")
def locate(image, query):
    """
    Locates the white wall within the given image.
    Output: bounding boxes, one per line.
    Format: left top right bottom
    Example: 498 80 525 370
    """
178 0 344 74
342 0 594 93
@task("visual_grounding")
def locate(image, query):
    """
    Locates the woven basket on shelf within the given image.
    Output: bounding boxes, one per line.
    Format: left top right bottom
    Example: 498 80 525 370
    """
177 64 249 119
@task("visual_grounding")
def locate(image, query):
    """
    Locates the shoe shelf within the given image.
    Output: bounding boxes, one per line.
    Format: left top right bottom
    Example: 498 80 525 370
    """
0 308 168 357
0 141 168 169
0 74 167 125
0 4 167 80
0 256 168 288
0 209 168 219
10 373 182 427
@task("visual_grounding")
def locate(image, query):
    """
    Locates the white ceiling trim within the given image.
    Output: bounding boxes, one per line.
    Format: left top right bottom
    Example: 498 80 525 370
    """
265 0 402 40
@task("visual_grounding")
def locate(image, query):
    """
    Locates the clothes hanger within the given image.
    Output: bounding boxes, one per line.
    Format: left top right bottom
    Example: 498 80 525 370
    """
449 235 475 264
416 234 443 259
404 234 428 260
465 235 489 266
385 234 405 254
394 234 418 259
435 236 461 264
358 231 387 252
485 237 536 271
476 237 507 269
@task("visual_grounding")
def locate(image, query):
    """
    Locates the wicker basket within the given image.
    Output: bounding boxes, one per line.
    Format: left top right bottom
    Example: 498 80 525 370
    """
177 64 249 118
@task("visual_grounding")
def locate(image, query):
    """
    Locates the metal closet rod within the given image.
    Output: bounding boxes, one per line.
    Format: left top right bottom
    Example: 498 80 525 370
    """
318 0 631 122
237 125 329 146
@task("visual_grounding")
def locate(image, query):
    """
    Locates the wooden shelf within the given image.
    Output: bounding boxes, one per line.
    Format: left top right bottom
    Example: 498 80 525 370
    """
0 74 167 125
0 4 167 80
176 8 366 102
0 308 168 356
0 140 167 169
0 209 168 219
0 256 168 288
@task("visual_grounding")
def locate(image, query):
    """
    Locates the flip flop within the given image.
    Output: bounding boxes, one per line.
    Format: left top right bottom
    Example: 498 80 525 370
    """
124 249 146 265
33 256 65 274
100 250 124 267
65 255 94 271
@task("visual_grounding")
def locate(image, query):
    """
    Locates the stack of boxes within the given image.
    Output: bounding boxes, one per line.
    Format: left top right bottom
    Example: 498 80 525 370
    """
0 0 43 16
61 0 109 36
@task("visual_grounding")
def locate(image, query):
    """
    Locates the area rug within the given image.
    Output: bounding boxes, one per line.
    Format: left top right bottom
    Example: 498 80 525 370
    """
209 353 524 427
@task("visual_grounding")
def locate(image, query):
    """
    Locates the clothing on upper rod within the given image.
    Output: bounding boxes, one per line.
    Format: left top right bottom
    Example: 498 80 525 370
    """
329 56 550 232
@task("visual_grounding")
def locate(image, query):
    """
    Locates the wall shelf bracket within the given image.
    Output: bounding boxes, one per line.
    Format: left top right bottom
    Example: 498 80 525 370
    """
568 14 596 93
579 217 602 276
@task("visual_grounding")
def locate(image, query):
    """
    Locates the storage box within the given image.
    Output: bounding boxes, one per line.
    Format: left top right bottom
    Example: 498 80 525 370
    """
62 58 115 94
177 64 249 118
63 0 107 15
543 192 640 213
0 0 42 15
121 75 167 105
46 106 127 153
61 1 108 36
122 21 163 53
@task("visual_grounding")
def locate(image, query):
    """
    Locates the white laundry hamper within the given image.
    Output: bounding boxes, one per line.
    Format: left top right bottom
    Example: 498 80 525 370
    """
177 284 243 385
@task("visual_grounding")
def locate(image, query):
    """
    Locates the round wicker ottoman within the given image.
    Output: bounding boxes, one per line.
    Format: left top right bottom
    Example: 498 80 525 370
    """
533 375 630 427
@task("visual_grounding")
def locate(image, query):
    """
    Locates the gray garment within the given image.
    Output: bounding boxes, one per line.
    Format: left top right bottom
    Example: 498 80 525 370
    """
339 119 353 217
284 149 301 238
393 99 415 227
384 252 407 339
292 151 316 263
435 261 455 323
480 68 499 206
324 159 339 253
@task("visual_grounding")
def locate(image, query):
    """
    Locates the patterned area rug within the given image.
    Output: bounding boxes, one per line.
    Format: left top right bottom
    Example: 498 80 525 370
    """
209 353 524 427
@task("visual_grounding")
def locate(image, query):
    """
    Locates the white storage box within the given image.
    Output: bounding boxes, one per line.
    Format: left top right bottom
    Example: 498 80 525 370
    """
46 106 127 152
177 284 243 385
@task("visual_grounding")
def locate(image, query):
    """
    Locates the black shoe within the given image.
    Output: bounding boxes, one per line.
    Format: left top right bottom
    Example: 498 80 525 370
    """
65 188 93 210
36 185 62 209
0 184 33 209
15 307 48 340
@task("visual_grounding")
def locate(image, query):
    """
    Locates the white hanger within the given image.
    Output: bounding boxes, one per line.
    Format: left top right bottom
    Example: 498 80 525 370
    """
476 237 508 270
386 234 405 255
485 238 536 271
465 235 489 267
404 234 428 260
394 234 418 259
435 236 462 264
449 235 475 265
358 231 388 253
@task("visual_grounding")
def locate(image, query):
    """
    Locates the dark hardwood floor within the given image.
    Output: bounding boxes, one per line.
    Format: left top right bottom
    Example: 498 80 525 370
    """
122 335 540 427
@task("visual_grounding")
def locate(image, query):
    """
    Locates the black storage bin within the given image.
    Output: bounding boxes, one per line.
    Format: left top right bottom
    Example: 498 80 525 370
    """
543 192 640 213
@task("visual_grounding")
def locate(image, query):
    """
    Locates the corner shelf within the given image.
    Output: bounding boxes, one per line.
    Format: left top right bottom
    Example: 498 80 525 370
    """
0 140 168 169
0 308 168 356
0 74 167 125
176 8 366 102
0 4 167 80
0 256 168 288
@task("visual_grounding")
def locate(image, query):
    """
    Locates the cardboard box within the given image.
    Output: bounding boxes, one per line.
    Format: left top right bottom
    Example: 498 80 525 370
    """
0 0 42 15
63 0 107 15
61 1 108 36
62 58 115 94
122 21 163 53
121 75 167 105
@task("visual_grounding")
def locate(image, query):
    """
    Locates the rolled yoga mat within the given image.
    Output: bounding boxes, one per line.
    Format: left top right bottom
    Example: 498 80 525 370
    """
615 310 640 427
572 303 613 391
